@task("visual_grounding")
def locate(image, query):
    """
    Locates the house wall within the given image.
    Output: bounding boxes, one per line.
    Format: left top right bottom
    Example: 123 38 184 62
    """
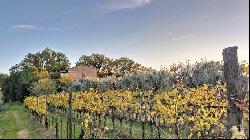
67 65 98 82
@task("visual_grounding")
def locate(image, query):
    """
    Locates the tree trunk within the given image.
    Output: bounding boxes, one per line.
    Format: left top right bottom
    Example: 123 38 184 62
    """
222 46 243 138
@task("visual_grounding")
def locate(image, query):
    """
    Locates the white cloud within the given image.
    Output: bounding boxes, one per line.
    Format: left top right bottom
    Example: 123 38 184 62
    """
172 35 194 41
102 0 154 13
166 32 174 36
8 25 62 32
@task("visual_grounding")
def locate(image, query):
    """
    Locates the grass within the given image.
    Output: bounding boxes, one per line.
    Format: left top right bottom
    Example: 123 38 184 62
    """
0 103 40 139
1 103 174 139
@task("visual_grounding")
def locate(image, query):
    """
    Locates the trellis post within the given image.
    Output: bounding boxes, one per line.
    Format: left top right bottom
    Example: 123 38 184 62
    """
68 88 73 139
222 46 243 138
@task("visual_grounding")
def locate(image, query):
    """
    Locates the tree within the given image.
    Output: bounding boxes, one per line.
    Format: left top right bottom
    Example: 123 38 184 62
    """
76 53 112 77
76 54 153 78
0 71 27 102
160 60 224 88
0 87 3 111
11 47 70 91
18 48 70 79
0 73 8 83
2 48 70 103
76 55 93 67
59 75 72 92
0 74 10 102
0 73 10 106
30 78 56 96
21 67 50 95
111 57 143 77
76 54 111 69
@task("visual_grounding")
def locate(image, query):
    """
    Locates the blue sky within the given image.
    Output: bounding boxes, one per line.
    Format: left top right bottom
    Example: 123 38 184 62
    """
0 0 249 74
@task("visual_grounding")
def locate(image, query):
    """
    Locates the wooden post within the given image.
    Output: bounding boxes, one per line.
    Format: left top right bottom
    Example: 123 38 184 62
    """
156 117 161 139
68 90 73 139
120 95 123 133
79 126 84 139
45 95 49 129
139 91 145 139
61 118 63 139
120 115 123 133
98 114 101 126
175 104 180 139
52 117 54 132
55 118 58 139
48 117 50 130
111 107 115 132
128 108 133 135
222 46 243 138
149 93 154 139
66 120 68 139
74 123 76 139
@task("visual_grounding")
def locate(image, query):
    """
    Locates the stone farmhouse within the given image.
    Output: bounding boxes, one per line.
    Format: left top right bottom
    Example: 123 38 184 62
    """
60 64 98 83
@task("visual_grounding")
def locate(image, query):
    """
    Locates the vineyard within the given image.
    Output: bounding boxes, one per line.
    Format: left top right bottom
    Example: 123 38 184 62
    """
1 47 249 139
0 0 249 139
24 82 229 139
21 47 249 139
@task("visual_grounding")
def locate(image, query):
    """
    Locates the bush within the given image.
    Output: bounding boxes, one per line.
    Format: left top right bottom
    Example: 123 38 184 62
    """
0 87 3 111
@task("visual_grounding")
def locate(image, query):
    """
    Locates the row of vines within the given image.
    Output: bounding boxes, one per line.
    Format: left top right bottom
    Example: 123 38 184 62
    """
24 81 228 139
